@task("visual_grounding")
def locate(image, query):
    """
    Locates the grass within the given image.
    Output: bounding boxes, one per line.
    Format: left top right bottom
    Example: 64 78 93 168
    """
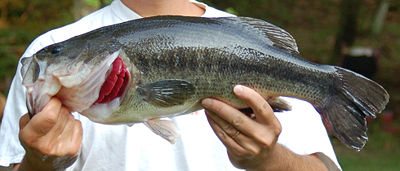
332 122 400 171
334 143 400 171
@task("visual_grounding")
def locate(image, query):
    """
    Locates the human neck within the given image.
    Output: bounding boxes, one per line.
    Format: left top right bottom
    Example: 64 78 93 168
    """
121 0 205 17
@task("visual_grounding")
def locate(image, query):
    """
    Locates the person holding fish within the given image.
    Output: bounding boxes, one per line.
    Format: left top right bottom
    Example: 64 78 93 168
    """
3 0 381 170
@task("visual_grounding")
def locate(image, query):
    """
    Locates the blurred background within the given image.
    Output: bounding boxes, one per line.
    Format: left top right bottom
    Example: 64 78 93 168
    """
0 0 399 170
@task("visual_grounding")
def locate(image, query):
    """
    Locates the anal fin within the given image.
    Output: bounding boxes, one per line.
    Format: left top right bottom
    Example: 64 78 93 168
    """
267 96 292 112
144 118 180 144
239 97 291 118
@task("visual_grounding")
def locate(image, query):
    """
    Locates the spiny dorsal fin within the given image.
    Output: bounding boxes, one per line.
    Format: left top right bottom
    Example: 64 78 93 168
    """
237 17 299 54
137 79 195 107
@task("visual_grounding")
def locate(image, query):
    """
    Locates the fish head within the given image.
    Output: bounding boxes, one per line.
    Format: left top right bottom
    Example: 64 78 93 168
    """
21 37 129 117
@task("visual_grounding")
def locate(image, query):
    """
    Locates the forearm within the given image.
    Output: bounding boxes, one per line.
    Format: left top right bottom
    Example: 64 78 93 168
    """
18 153 46 171
248 144 328 171
18 152 58 171
17 153 50 171
15 148 78 171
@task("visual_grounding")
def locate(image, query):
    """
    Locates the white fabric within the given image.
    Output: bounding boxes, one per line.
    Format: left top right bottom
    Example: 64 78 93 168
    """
0 0 341 170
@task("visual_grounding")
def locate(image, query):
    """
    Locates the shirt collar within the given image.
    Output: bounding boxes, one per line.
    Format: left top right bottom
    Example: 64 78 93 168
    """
110 0 142 21
110 0 220 20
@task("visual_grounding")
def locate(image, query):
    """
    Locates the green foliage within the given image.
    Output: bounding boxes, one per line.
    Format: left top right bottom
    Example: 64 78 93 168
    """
0 28 31 81
84 0 112 8
85 0 101 7
0 0 74 94
224 7 238 16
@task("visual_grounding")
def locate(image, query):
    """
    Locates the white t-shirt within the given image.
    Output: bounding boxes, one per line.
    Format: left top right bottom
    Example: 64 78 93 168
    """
0 0 341 170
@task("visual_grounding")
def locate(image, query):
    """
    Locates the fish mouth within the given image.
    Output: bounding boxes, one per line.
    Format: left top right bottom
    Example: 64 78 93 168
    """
94 56 130 104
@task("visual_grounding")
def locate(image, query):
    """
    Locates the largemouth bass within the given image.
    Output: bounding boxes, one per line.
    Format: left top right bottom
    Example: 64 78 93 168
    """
21 16 389 150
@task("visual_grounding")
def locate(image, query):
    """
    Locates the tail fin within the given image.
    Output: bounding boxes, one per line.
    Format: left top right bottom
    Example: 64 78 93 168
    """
315 67 389 151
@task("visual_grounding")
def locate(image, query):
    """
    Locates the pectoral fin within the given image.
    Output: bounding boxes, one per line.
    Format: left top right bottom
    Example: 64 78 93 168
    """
137 79 195 107
145 118 180 144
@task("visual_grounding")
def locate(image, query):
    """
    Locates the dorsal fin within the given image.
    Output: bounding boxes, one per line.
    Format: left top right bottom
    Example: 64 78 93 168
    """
237 17 299 54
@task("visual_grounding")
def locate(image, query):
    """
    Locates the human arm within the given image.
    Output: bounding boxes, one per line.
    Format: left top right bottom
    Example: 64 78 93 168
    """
202 85 329 171
15 98 82 171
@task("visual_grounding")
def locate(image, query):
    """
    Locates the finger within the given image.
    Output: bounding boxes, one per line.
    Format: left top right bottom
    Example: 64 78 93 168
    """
51 116 79 156
206 110 262 155
206 113 250 157
28 98 62 136
47 107 72 139
19 114 30 130
202 98 260 136
68 120 83 156
202 98 279 148
233 85 282 146
19 113 34 146
29 111 72 156
33 114 80 156
19 98 63 143
233 85 276 125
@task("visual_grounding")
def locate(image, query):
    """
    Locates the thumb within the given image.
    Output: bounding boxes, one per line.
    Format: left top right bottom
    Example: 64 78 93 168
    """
28 97 62 135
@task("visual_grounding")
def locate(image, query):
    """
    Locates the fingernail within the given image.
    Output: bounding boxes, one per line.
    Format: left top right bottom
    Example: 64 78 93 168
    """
202 98 212 107
234 85 243 94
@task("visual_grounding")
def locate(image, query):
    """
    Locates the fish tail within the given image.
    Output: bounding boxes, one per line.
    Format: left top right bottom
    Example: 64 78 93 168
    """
315 67 389 151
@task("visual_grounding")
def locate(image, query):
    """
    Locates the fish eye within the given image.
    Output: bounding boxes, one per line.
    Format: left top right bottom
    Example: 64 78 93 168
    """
51 46 62 54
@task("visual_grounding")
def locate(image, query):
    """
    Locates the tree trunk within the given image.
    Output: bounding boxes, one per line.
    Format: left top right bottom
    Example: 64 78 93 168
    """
332 0 362 64
371 0 390 37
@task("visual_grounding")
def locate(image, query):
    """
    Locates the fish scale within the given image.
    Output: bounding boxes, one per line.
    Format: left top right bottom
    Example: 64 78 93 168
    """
22 16 389 151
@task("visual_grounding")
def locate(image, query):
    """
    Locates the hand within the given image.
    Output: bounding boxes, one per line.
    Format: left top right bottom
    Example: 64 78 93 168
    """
202 85 282 170
18 97 82 171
